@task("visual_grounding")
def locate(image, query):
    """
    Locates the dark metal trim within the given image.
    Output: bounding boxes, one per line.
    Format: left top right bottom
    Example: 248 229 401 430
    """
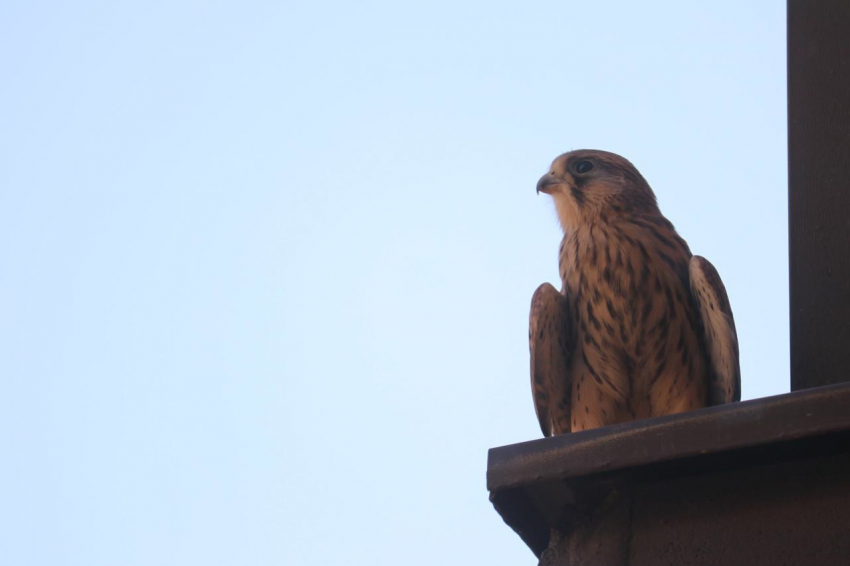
488 382 850 491
788 0 850 390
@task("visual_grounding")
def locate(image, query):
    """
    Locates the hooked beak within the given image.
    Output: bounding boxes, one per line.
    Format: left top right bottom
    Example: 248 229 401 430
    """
536 172 564 195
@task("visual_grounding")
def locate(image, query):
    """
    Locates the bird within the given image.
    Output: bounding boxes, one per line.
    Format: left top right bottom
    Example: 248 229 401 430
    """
529 150 739 436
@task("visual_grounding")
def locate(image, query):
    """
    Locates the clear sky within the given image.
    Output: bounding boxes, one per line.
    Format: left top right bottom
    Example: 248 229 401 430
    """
0 2 787 565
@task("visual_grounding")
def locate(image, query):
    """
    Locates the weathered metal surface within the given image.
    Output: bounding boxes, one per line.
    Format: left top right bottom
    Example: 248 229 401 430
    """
488 382 850 492
488 383 850 562
528 443 850 565
628 448 850 566
788 0 850 390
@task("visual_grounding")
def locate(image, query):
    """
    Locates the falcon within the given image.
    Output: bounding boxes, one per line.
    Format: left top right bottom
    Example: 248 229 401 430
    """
529 150 740 435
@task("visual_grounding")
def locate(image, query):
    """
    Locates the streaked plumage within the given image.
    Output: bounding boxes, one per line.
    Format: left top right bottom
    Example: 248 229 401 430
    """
530 150 739 436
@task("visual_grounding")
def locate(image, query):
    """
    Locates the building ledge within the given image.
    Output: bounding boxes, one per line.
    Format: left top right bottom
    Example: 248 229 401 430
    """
487 382 850 561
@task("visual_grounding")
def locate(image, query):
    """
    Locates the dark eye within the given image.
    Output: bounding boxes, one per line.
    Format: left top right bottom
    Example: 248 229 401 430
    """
574 160 594 174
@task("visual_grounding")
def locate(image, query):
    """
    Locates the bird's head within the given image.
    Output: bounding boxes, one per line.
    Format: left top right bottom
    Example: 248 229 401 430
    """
537 150 658 232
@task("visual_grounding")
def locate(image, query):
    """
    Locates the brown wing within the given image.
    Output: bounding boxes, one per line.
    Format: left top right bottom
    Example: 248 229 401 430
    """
689 256 741 405
529 283 574 436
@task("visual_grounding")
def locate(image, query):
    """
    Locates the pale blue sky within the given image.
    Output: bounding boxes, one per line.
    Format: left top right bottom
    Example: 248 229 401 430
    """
0 2 786 565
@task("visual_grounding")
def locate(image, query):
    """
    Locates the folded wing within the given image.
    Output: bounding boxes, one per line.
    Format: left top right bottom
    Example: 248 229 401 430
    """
529 283 574 436
689 256 741 405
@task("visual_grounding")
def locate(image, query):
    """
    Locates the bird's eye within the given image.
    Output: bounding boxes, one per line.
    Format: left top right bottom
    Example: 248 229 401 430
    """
574 160 594 174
